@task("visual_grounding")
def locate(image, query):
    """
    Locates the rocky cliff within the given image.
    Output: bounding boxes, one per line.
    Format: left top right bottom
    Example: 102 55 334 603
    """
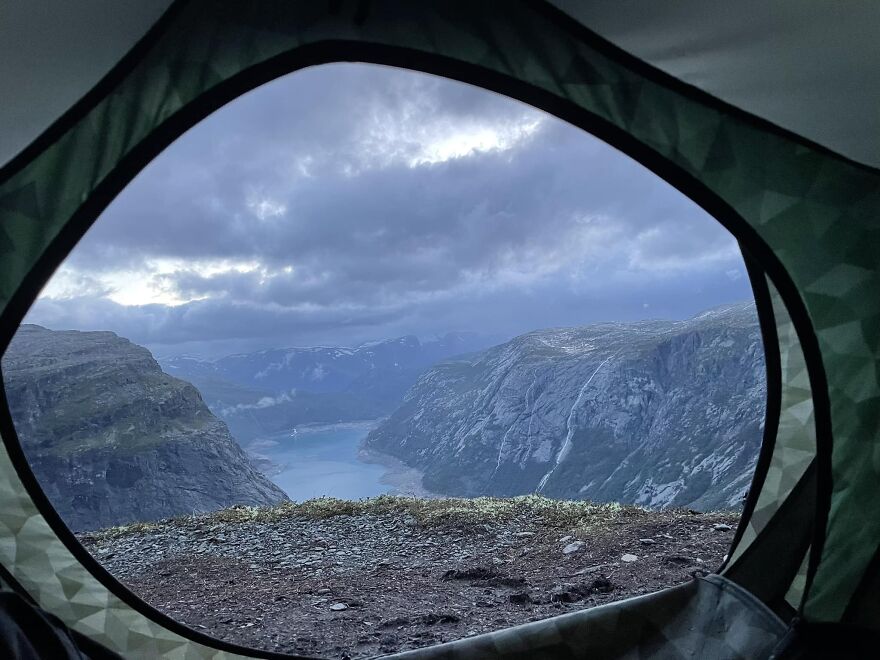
366 302 765 510
2 325 288 531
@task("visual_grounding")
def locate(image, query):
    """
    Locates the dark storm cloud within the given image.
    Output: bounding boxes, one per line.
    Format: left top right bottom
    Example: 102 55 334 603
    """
63 64 538 268
27 64 751 354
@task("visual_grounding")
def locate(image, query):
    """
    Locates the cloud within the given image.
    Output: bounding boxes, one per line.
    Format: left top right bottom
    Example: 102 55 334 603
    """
26 63 751 355
219 390 298 416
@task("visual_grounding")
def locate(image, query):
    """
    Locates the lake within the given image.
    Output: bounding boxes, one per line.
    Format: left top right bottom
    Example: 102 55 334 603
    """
250 422 392 501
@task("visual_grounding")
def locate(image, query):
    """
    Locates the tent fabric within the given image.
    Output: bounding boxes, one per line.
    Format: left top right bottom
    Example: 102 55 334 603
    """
0 1 174 167
0 448 244 658
4 1 880 170
770 622 880 660
547 0 880 170
384 576 786 660
0 590 121 660
722 278 816 614
0 0 878 657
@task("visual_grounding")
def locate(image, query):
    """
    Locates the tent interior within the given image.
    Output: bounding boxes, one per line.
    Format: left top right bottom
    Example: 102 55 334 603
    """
0 1 878 658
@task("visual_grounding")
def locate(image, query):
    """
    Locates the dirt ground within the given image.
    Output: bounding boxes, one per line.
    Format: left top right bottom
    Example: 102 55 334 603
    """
80 497 739 659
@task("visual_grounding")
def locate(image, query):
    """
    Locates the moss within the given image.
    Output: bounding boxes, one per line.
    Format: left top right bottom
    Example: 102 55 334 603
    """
25 375 213 458
83 494 678 541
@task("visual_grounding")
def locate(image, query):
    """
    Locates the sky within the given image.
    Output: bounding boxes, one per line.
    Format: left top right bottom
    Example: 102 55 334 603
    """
26 63 752 358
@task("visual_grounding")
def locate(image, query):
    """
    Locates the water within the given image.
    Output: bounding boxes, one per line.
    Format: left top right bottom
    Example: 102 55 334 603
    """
251 423 391 501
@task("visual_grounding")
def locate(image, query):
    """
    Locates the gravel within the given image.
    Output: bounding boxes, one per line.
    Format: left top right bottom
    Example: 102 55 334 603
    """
79 503 738 659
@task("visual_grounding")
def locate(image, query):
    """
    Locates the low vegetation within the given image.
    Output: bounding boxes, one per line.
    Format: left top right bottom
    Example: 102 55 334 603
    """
83 494 734 542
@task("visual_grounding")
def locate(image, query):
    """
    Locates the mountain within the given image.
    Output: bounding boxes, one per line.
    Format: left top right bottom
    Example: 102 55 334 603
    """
159 332 499 442
2 325 288 531
365 302 765 510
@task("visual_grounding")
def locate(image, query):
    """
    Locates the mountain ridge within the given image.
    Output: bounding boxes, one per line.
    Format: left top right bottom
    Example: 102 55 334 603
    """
159 332 501 442
2 324 288 531
366 301 765 510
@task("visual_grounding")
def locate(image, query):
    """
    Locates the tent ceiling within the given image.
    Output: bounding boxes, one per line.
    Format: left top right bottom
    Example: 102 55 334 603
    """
0 0 173 166
2 1 878 169
550 0 880 169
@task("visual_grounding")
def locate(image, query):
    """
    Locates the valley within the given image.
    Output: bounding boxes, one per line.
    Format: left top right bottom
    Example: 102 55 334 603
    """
158 333 498 444
155 302 765 514
2 300 765 536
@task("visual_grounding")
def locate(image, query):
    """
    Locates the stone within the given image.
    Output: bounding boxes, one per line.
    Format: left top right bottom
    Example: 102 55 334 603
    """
329 603 349 611
713 523 732 531
573 564 606 575
562 541 586 555
621 554 639 562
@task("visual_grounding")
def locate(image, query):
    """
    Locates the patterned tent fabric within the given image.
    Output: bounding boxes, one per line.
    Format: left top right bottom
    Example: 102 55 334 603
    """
0 0 878 657
722 279 817 614
0 447 248 658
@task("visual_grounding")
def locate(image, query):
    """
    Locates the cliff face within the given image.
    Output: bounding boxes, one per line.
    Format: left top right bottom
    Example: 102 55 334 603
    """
2 325 288 531
366 303 765 510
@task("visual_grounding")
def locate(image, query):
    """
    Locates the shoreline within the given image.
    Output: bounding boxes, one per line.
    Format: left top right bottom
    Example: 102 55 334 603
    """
358 446 440 499
248 419 385 450
288 418 384 435
246 419 437 500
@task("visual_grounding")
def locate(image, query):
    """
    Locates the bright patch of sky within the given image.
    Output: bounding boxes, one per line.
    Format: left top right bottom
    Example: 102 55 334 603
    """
405 118 543 166
42 259 265 307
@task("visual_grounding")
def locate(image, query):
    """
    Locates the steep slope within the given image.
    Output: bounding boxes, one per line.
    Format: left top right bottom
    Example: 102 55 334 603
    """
160 333 499 442
366 303 765 510
2 325 288 531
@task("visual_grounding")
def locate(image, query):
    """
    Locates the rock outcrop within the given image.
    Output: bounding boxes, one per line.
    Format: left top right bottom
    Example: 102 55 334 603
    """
2 325 288 531
366 302 765 510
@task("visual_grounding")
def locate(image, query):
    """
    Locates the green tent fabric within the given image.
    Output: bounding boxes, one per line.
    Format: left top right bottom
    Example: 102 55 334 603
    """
385 576 786 660
0 1 877 657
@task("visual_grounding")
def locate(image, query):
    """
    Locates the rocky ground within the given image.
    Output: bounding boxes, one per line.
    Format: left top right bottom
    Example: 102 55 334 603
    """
80 496 739 659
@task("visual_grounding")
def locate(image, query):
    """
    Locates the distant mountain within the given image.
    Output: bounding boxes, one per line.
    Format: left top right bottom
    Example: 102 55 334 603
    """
366 303 765 510
2 325 288 531
159 333 500 442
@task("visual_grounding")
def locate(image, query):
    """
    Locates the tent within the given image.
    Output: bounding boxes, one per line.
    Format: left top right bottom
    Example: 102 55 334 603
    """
0 1 877 657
